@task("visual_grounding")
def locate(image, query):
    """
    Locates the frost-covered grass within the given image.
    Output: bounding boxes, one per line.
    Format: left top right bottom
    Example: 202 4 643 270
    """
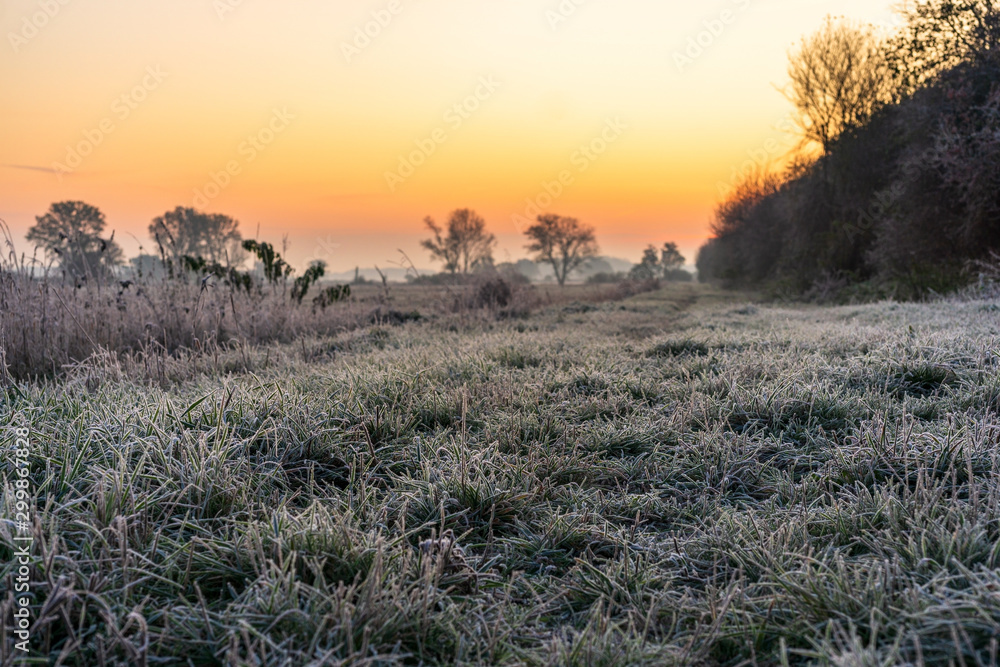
3 286 1000 665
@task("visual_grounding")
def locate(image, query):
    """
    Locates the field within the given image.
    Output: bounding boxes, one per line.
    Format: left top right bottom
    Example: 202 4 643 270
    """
3 283 1000 666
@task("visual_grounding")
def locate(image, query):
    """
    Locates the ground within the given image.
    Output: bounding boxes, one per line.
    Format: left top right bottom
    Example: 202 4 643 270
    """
3 284 1000 666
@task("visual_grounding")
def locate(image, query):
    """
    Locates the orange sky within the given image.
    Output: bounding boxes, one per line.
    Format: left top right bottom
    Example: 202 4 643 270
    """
1 0 902 272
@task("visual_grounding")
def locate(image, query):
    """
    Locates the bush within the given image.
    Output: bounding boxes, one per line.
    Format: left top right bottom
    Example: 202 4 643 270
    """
474 276 513 309
586 272 626 285
663 269 693 282
611 278 661 299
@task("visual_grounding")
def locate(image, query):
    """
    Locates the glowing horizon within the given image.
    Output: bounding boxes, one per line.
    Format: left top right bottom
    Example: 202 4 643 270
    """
1 0 901 272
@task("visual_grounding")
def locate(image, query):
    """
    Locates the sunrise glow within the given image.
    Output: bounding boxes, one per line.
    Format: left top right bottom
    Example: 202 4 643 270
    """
1 0 902 270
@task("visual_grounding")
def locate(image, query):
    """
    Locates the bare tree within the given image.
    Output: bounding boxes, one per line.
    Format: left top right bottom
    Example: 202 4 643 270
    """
150 207 244 267
421 218 460 274
786 17 901 153
524 214 598 286
711 166 783 238
27 201 123 280
421 209 496 274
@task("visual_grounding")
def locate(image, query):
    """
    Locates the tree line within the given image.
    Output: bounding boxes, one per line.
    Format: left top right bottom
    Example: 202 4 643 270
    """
697 0 1000 298
22 202 352 308
420 209 599 286
25 202 245 281
22 200 688 289
421 209 688 286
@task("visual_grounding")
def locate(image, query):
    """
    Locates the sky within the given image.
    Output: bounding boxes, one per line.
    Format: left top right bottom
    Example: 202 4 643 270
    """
0 0 902 273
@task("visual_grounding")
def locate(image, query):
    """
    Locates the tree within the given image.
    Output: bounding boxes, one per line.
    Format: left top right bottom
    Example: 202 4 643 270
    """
700 166 785 285
895 0 1000 89
524 214 599 286
786 17 901 153
26 201 123 279
630 245 662 280
660 242 685 273
628 244 686 281
421 209 496 274
149 207 243 267
514 259 540 281
711 166 783 238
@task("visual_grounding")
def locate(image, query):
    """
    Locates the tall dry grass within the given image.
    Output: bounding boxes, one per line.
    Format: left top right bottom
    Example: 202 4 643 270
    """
0 220 379 381
0 221 566 382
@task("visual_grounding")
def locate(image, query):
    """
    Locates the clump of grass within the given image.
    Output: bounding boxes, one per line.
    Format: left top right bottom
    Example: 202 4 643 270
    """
647 338 710 358
490 345 544 370
886 363 959 398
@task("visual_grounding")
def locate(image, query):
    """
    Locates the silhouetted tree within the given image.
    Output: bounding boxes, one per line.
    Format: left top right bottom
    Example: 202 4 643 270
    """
711 167 783 239
629 243 686 280
150 207 243 268
895 0 1000 89
524 214 598 286
421 209 496 274
698 167 785 284
660 243 685 272
27 201 123 279
787 17 901 153
630 245 662 280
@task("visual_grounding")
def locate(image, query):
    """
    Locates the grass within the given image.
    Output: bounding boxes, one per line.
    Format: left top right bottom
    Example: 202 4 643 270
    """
3 285 1000 665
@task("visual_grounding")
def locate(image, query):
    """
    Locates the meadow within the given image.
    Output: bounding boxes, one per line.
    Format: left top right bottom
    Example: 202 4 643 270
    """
3 282 1000 666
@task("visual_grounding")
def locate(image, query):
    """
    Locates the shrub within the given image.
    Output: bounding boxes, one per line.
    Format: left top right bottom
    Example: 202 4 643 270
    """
663 268 693 282
586 272 626 285
474 276 513 309
292 261 326 304
313 284 352 311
